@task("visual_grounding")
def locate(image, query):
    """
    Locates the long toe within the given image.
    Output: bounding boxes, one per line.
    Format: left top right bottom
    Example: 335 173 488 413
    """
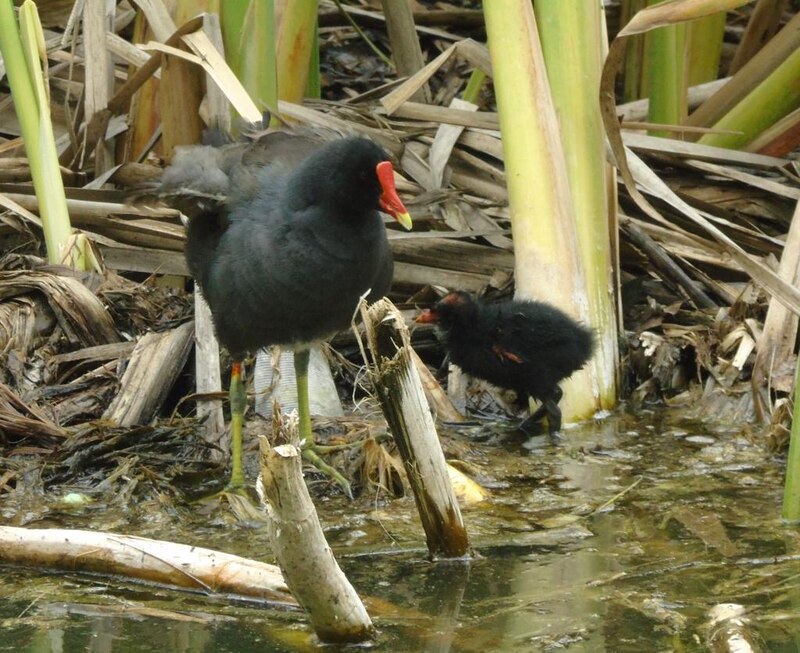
301 446 353 500
517 412 546 436
527 401 548 424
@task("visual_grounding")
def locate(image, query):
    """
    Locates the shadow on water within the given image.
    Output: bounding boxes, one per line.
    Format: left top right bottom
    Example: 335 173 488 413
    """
2 407 800 652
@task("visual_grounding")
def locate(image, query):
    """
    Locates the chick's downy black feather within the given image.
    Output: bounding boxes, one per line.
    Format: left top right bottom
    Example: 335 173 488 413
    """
419 292 594 434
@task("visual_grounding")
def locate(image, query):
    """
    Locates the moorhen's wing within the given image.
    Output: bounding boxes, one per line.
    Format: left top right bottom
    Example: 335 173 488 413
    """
229 127 343 205
492 304 585 362
124 143 238 219
239 126 341 169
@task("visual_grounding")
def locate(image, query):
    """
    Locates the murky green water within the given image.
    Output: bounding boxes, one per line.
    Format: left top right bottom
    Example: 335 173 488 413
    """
2 408 800 652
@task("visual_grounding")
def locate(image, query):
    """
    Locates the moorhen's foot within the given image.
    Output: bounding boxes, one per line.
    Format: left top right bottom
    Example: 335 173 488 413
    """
525 402 548 425
301 445 354 500
441 419 482 428
516 387 556 427
194 482 258 506
517 413 546 436
517 391 563 439
544 399 562 436
194 486 267 525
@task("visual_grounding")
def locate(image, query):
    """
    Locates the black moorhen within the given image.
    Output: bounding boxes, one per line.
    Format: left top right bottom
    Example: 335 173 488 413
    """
163 134 412 493
416 292 593 435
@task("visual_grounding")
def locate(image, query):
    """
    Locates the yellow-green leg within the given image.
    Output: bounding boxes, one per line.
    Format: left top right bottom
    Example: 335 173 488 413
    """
294 349 353 499
228 360 246 488
295 349 312 443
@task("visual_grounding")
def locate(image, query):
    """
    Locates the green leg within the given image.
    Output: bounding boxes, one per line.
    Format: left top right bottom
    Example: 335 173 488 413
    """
295 349 312 443
294 349 353 499
229 360 246 488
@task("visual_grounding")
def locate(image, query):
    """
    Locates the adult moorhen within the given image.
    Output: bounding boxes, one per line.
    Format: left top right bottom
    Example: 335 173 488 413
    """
416 291 593 435
161 133 412 493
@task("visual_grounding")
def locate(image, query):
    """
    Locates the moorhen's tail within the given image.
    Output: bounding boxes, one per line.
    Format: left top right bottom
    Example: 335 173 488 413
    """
126 126 344 212
184 208 230 292
124 142 236 219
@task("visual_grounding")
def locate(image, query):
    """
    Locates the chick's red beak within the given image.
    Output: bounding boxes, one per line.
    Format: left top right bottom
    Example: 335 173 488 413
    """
376 161 412 230
415 308 439 324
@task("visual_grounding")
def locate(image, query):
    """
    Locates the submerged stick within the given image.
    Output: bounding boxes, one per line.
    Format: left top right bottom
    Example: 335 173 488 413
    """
0 526 293 603
359 298 470 558
257 412 373 644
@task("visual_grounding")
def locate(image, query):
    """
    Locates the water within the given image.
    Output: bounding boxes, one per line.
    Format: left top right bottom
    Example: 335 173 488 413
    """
2 408 799 652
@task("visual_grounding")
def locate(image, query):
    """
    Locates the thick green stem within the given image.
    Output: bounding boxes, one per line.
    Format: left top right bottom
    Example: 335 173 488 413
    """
275 0 318 106
222 0 277 116
699 46 800 149
484 0 597 422
535 0 618 412
305 21 321 99
645 5 686 136
220 1 248 77
687 11 725 87
621 0 647 102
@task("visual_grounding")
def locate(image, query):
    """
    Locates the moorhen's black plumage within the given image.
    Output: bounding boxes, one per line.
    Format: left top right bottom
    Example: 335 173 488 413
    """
417 292 593 435
161 133 412 492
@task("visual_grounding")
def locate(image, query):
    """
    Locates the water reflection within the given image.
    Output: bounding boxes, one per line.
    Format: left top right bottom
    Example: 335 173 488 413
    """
3 410 800 651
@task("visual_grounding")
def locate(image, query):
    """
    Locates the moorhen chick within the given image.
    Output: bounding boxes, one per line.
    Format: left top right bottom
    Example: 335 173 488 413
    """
163 134 412 493
416 291 593 435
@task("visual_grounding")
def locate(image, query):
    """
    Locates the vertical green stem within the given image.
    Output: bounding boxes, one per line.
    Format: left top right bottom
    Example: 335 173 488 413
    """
275 0 318 106
782 356 800 522
462 69 486 104
220 0 248 76
686 11 725 87
222 0 277 115
646 0 686 137
621 0 647 102
305 21 321 99
0 0 73 265
534 0 618 411
0 2 38 140
484 0 597 422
